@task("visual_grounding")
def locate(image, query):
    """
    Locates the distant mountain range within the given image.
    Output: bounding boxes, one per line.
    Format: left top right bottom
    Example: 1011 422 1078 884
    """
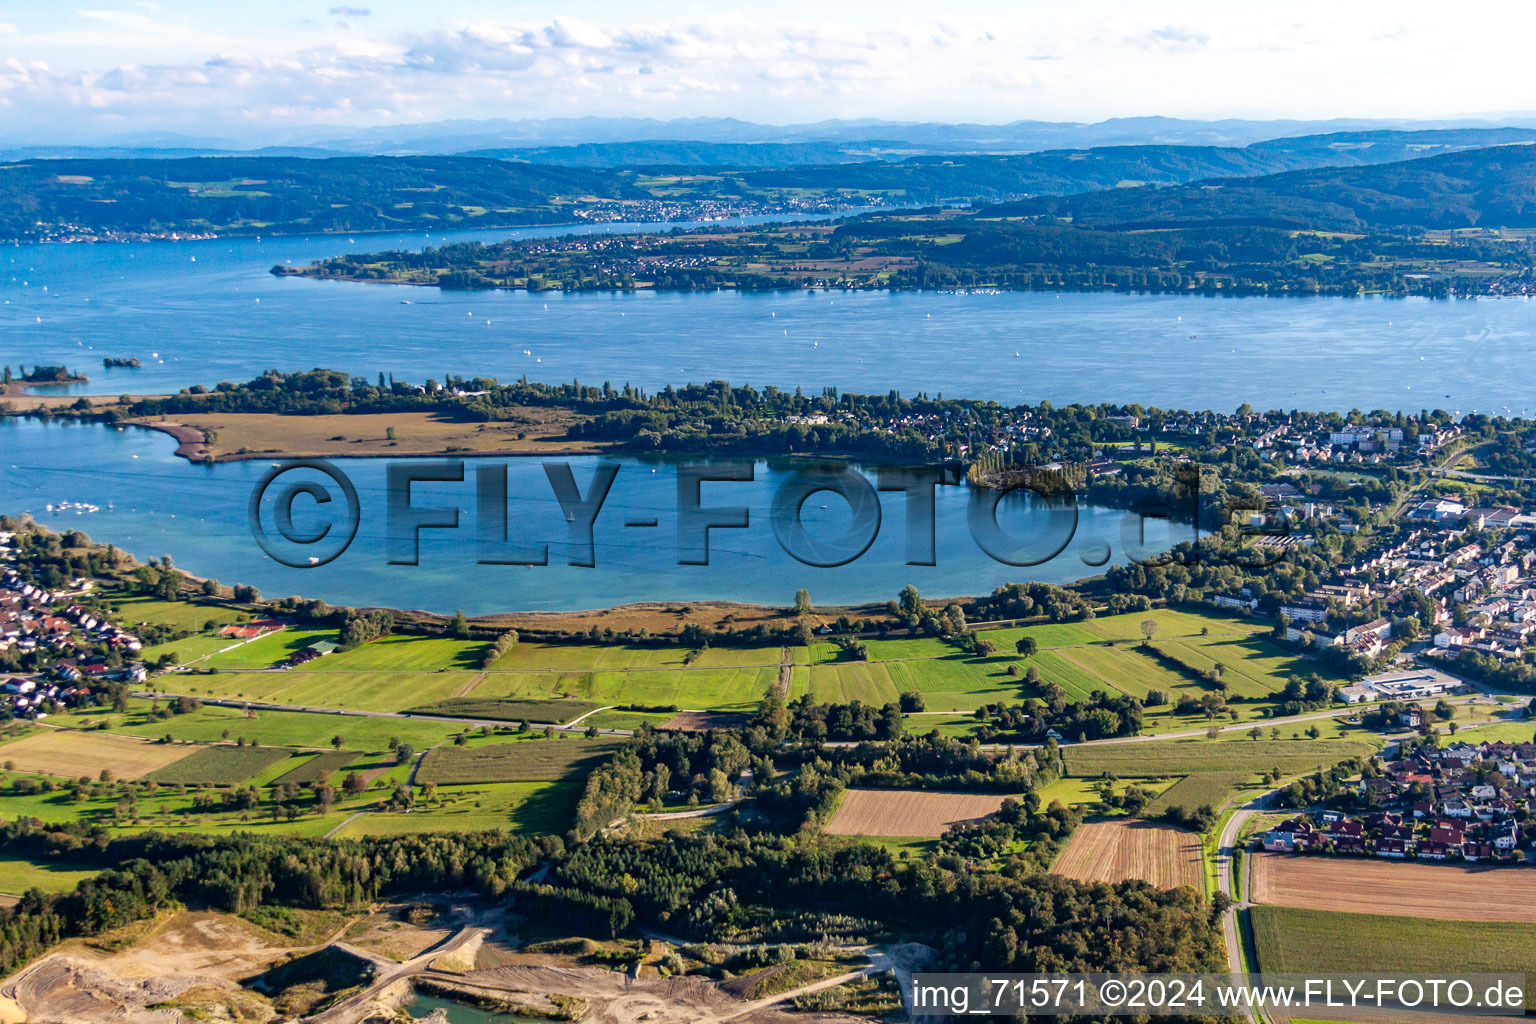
6 115 1536 162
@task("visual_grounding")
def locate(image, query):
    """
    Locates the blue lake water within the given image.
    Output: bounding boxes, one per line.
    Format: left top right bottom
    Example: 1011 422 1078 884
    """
0 419 1190 613
3 219 1534 610
3 224 1535 414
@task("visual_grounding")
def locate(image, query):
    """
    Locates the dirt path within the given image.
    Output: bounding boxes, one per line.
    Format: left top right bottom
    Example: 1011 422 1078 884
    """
563 705 614 727
323 811 369 839
773 647 792 699
309 924 485 1024
451 672 487 698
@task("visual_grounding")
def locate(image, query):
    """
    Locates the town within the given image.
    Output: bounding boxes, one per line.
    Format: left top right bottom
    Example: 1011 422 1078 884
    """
1264 735 1536 862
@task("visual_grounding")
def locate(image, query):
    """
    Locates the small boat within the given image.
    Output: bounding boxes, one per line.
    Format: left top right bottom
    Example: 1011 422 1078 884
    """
401 300 412 305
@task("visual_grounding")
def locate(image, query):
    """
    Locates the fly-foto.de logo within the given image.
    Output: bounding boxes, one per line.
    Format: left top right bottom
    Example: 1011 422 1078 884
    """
247 458 1288 571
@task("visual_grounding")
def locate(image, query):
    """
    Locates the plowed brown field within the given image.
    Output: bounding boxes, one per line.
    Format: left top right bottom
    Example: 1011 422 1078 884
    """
1053 819 1203 889
824 789 1009 836
1251 851 1536 922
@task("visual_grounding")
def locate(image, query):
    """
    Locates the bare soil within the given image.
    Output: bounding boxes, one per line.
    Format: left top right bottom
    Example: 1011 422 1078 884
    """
1252 851 1536 922
825 789 1009 837
1053 819 1203 889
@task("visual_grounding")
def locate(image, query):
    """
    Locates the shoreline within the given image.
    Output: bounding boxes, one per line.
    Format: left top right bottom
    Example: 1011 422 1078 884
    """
131 420 614 464
0 377 90 398
7 202 885 248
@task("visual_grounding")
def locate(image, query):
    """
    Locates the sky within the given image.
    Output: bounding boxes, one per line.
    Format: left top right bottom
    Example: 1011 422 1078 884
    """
2 0 1535 144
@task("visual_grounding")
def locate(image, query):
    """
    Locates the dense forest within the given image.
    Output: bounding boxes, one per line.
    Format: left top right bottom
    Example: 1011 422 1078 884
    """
0 156 658 239
0 813 1224 984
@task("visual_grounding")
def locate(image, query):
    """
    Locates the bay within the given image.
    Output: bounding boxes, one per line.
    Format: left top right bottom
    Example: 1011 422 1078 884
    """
0 419 1190 614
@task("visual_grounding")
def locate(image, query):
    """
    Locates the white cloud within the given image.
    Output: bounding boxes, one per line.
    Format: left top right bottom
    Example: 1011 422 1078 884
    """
0 4 1533 143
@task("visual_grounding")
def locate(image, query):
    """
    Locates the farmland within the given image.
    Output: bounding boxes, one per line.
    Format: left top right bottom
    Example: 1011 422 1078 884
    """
824 789 1012 837
1143 772 1255 819
1251 852 1536 923
1052 819 1204 889
0 731 193 781
0 854 100 895
331 779 579 837
148 606 1326 729
68 700 467 751
178 669 479 712
1063 737 1378 779
271 750 360 785
1033 776 1179 813
1251 906 1536 988
411 697 602 724
145 745 295 786
479 666 775 711
416 737 624 784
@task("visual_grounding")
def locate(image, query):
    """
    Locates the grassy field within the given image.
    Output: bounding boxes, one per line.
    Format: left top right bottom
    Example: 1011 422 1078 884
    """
104 591 246 633
479 667 774 711
1034 776 1179 813
489 642 697 672
142 633 242 665
0 854 100 895
333 779 578 836
73 701 467 751
1446 721 1536 745
145 745 295 785
1064 736 1379 779
584 710 675 731
1143 772 1255 817
299 634 487 672
1050 643 1191 700
200 628 339 670
416 738 623 784
152 608 1317 729
180 670 479 712
1251 905 1536 988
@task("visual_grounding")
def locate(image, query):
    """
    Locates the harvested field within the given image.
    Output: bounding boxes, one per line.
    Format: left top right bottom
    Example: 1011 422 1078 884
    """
1251 852 1536 923
1053 820 1203 889
416 738 622 784
824 789 1009 837
0 730 192 781
660 710 752 732
146 744 293 785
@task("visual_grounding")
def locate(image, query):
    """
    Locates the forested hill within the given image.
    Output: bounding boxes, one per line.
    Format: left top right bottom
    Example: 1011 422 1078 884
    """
990 143 1536 231
0 156 649 240
731 128 1536 196
5 128 1535 241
